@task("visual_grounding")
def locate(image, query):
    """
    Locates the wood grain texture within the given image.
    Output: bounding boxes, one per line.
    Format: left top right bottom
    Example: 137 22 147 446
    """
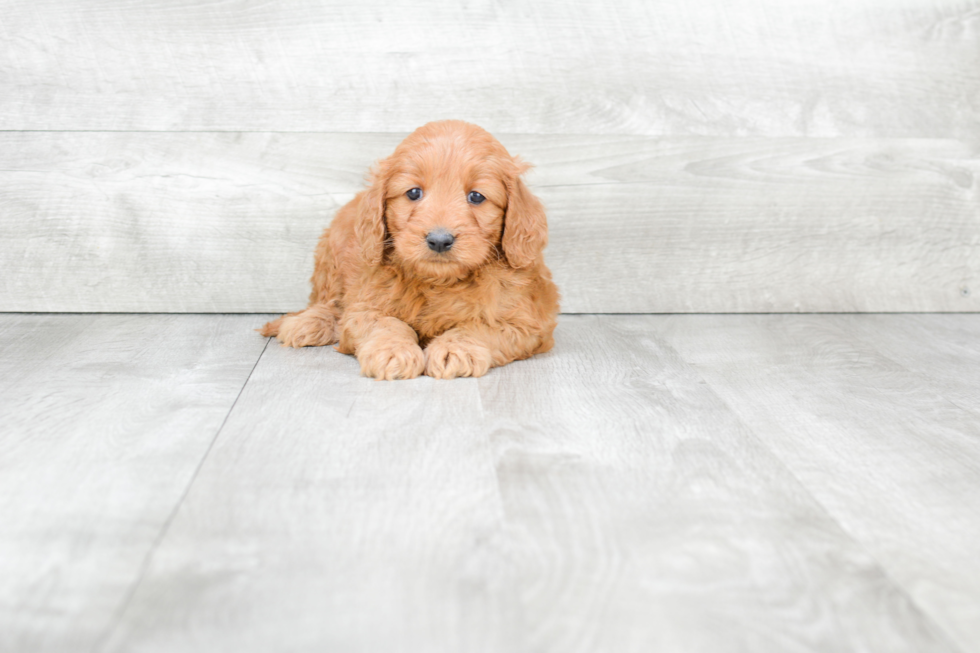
100 339 517 653
478 316 958 653
2 0 978 135
811 314 980 416
0 314 267 653
100 316 959 653
655 314 980 651
1 132 977 313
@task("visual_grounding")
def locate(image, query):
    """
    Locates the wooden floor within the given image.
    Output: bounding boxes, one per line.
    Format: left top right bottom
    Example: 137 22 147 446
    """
2 313 979 653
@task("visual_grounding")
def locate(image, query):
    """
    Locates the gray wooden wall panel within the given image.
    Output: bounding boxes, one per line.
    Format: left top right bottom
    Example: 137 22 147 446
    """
2 0 978 135
2 1 979 312
1 132 977 312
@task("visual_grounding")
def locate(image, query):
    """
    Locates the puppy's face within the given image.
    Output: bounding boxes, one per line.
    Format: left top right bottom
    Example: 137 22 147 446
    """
384 127 511 280
356 121 548 277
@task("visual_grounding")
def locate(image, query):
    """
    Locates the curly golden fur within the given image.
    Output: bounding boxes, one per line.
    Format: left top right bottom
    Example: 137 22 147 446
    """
260 120 560 379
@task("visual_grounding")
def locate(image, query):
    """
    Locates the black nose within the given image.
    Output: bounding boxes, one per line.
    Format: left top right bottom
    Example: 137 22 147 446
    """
426 229 455 253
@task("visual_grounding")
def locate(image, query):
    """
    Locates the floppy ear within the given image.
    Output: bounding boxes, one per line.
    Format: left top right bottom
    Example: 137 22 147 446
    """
502 161 548 269
354 158 392 266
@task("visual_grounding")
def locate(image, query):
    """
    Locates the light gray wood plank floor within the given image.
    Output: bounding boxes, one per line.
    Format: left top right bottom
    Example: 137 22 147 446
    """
0 315 267 653
2 313 978 653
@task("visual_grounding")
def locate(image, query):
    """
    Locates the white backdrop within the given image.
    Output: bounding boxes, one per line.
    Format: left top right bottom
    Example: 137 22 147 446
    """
1 0 978 312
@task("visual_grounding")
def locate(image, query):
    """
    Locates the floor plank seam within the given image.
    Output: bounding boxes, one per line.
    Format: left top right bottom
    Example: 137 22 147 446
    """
677 359 969 653
616 318 965 648
89 335 273 653
861 340 980 432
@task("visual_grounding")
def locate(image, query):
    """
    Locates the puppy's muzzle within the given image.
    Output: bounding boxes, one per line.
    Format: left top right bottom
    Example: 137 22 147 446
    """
426 229 455 253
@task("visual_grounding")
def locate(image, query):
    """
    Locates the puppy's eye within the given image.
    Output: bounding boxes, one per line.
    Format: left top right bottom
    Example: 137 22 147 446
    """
467 191 486 205
406 187 423 201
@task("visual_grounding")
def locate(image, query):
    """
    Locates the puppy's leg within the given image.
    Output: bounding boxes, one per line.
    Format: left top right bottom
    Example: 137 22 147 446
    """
338 310 425 380
424 323 546 379
260 224 345 347
266 302 341 348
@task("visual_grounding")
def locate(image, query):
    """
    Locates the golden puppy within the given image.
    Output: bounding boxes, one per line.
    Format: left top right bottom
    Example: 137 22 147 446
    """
260 120 559 379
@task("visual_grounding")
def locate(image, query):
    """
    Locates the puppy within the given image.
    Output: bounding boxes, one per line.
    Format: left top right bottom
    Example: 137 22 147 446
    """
260 120 559 380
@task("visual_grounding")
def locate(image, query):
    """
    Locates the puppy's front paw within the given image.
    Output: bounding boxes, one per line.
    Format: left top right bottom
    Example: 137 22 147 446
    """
357 340 425 380
424 337 493 379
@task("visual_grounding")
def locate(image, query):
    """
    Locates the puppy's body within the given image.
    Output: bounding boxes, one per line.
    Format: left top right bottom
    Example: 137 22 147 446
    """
261 120 559 379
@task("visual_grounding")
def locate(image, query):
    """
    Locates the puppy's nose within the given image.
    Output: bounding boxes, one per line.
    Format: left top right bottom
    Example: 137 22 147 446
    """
426 229 455 253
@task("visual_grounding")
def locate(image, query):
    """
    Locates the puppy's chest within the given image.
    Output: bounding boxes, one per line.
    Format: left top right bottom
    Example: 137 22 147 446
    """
398 285 489 340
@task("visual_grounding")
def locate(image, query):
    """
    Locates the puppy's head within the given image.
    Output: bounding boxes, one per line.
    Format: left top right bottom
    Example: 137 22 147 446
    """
356 120 547 280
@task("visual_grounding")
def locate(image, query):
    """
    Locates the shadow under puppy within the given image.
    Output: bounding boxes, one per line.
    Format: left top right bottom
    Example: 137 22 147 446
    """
260 120 560 380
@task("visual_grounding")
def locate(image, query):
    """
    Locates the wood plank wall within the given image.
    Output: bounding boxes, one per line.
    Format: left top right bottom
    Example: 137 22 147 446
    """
1 0 978 312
